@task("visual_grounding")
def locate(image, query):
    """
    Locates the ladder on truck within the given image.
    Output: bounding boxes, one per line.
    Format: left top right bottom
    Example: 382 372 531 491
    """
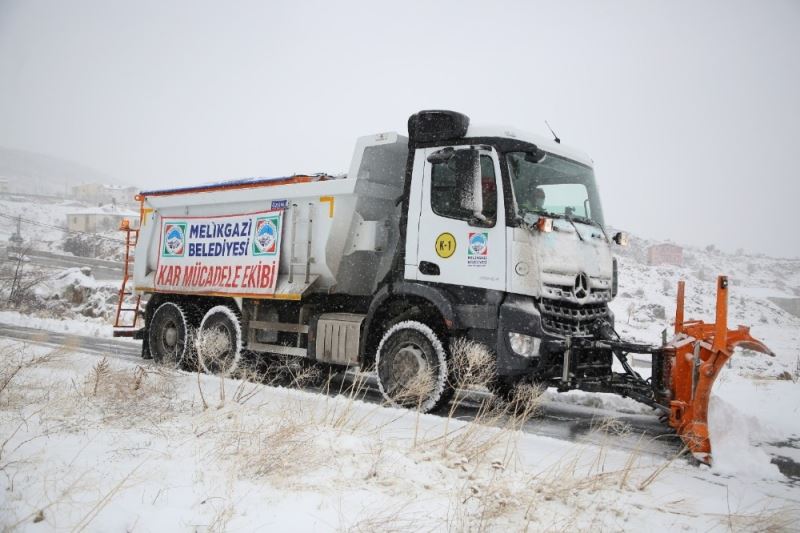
113 218 141 337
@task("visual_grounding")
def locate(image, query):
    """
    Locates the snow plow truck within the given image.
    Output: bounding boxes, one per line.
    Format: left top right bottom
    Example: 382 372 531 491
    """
114 110 772 463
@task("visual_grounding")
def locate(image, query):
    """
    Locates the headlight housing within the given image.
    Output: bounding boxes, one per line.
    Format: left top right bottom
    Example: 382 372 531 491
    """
508 332 541 358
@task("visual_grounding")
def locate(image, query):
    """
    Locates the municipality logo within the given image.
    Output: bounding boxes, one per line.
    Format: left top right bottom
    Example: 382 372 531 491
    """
253 215 280 256
162 223 186 257
468 232 488 256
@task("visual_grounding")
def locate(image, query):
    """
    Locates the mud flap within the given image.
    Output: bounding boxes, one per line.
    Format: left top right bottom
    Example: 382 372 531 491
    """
664 276 773 463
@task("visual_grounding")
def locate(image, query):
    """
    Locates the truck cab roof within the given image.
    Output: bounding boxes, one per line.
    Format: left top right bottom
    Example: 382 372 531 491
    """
464 124 594 167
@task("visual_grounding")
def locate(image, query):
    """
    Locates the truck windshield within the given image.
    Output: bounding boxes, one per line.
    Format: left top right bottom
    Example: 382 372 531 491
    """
507 151 605 227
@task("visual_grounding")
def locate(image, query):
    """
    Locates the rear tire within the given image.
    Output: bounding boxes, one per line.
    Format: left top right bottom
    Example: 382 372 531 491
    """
148 301 193 369
197 305 243 375
375 320 451 412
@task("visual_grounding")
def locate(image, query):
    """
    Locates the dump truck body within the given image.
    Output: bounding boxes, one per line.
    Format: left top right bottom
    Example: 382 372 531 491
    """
133 132 409 300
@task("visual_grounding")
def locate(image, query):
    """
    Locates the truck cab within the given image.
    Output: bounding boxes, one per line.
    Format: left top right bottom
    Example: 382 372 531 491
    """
393 111 618 396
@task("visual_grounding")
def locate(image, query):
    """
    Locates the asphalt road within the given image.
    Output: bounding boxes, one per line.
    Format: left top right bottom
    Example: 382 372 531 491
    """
1 247 123 281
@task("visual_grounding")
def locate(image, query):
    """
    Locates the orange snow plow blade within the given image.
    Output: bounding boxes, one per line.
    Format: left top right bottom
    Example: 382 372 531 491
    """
663 276 773 463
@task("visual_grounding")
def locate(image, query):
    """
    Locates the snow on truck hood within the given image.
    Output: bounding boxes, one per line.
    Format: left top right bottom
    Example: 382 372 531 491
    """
466 124 594 167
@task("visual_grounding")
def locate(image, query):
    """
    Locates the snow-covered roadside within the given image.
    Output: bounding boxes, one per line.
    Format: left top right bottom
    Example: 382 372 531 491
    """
0 268 120 336
1 340 797 532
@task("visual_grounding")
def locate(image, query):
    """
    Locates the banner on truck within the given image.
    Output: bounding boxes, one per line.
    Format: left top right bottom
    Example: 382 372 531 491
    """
155 209 283 296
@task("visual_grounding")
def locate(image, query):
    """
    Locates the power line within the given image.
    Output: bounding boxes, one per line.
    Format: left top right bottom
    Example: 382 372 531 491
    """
0 212 126 244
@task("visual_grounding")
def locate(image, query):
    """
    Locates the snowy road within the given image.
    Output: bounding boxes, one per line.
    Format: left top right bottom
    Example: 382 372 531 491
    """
0 321 139 359
25 249 124 280
0 320 686 462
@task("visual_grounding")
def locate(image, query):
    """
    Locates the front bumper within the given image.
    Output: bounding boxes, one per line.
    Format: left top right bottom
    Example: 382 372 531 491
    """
493 294 615 380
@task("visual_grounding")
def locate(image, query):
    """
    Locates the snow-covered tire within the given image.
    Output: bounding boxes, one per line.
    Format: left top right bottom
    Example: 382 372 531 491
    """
375 320 451 413
197 305 242 376
148 301 193 369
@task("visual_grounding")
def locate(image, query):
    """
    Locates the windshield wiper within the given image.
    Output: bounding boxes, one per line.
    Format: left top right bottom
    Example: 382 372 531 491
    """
571 215 609 242
563 213 585 241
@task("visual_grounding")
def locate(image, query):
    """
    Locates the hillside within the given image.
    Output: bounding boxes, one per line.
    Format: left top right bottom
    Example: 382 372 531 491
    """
0 146 124 196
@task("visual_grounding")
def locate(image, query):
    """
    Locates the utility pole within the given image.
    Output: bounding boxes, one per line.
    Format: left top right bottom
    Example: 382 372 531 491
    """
9 215 23 251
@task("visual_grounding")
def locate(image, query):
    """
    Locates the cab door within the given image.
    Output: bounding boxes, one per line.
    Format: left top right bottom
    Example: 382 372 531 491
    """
408 146 506 291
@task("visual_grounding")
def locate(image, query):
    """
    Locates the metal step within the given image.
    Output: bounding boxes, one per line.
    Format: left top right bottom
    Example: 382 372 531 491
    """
249 320 309 334
247 341 307 357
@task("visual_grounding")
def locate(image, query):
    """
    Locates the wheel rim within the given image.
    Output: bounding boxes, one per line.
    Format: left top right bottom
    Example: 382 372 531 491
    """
149 303 188 366
390 342 428 390
375 321 449 412
162 321 178 349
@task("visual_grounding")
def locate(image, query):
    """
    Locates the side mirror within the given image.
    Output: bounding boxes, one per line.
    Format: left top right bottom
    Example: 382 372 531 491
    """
451 149 482 215
523 150 545 164
613 232 629 246
467 215 493 228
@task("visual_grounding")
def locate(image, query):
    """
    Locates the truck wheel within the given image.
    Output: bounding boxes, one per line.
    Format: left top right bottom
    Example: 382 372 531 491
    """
197 305 242 375
375 320 450 412
148 301 193 369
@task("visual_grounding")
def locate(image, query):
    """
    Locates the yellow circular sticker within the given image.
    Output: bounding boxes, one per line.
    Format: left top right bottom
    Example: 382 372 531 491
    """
435 232 456 258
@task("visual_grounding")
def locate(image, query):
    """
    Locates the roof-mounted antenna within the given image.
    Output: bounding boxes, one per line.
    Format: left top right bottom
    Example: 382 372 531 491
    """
545 121 561 144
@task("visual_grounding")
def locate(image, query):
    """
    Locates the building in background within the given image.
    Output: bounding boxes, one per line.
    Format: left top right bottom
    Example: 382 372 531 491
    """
70 183 138 207
647 243 684 266
66 205 138 233
0 177 10 193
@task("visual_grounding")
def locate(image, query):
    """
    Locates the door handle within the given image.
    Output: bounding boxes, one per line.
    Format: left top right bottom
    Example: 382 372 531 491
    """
419 261 440 276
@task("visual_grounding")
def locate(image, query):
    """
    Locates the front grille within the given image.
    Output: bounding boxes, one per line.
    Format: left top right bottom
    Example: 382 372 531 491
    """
541 284 611 303
539 299 609 337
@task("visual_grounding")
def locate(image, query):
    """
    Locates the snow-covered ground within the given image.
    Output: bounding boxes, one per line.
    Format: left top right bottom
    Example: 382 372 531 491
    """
1 206 799 529
1 342 798 532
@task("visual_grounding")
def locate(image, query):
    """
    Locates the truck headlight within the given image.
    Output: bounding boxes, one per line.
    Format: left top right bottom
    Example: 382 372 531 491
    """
508 332 541 358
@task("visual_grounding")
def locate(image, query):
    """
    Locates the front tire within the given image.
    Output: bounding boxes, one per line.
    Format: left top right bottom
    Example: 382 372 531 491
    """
375 320 451 412
148 301 193 369
197 305 243 375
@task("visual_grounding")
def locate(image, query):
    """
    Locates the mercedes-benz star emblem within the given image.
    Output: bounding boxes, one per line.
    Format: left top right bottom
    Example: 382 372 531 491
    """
573 272 589 301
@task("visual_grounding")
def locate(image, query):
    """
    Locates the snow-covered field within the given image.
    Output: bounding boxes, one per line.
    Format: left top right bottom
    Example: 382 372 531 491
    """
1 342 798 532
1 206 799 530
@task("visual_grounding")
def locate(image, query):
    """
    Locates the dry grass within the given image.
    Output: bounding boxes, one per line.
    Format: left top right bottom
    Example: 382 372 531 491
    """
590 416 633 438
449 337 495 390
389 368 436 407
0 342 68 400
340 500 430 533
194 327 236 376
242 354 323 389
503 382 546 423
211 406 317 481
724 505 800 533
73 357 184 436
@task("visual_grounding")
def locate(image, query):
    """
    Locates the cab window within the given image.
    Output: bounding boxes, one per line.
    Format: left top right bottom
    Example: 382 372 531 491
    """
431 154 497 225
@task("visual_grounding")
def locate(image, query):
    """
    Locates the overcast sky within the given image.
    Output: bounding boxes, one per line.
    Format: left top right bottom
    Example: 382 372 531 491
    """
1 0 798 257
